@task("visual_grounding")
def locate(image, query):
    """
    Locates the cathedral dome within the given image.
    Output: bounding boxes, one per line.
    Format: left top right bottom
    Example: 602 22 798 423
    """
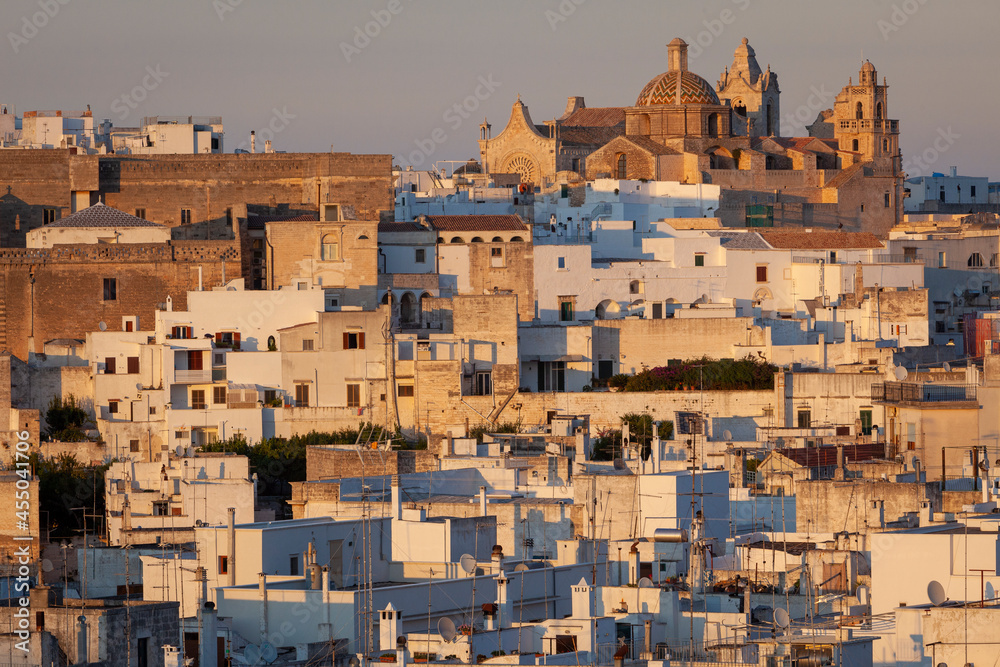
635 70 720 106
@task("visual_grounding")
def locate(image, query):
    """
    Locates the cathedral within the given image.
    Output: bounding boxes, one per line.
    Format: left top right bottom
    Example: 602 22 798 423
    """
478 38 903 236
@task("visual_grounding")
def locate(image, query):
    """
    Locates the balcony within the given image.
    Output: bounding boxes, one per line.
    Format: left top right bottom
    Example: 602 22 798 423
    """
872 381 977 404
837 119 899 134
174 369 212 384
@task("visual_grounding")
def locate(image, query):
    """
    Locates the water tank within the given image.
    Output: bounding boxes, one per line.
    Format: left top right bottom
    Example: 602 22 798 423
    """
653 528 688 543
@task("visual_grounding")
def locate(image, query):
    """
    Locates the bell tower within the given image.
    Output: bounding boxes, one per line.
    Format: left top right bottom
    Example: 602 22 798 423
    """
833 60 899 164
717 38 780 137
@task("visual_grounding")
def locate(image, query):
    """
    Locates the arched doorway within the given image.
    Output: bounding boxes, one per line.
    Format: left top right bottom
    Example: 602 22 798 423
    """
400 292 417 324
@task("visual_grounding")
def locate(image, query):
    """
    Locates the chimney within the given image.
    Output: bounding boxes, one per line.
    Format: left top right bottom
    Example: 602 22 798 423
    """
950 166 957 178
76 615 88 665
264 139 272 153
571 578 592 619
379 604 401 653
651 423 661 471
250 130 256 154
200 602 218 667
391 475 402 521
482 603 497 631
227 507 236 587
497 574 511 628
480 486 488 517
491 545 503 571
396 636 409 667
575 426 590 463
643 619 652 655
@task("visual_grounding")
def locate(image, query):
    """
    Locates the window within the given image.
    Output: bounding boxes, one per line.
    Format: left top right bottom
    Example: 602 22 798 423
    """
149 406 156 415
938 251 946 268
906 422 916 451
616 154 627 180
302 339 314 351
289 555 299 577
571 157 580 173
321 233 340 261
214 353 224 366
855 102 863 120
180 209 192 225
491 245 505 267
295 383 310 407
859 409 873 436
557 256 566 270
213 386 227 405
174 431 184 440
105 357 116 374
226 208 233 225
852 139 859 152
415 248 426 264
969 253 984 268
127 357 139 374
559 298 575 322
538 361 566 392
971 185 977 198
191 390 206 410
397 384 414 397
474 371 492 396
491 247 503 258
651 302 663 319
212 137 220 150
598 360 614 379
134 208 146 220
830 251 838 264
264 389 278 405
43 208 56 225
884 192 891 208
219 556 228 575
171 325 193 339
756 265 768 283
343 332 365 349
108 400 119 414
103 278 117 301
152 501 168 516
346 383 361 408
130 439 140 453
797 409 811 429
694 254 705 267
125 320 134 332
187 350 203 370
629 280 642 294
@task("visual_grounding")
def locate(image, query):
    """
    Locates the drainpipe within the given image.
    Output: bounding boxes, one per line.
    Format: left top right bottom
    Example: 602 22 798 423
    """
227 508 236 587
259 573 268 642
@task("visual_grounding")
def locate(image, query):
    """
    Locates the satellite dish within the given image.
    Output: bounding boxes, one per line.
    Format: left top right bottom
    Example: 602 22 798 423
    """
894 366 909 381
459 554 477 574
260 642 277 664
638 577 654 588
723 430 733 441
954 287 964 297
773 607 790 629
438 617 457 643
348 657 361 667
928 580 946 606
856 585 870 606
98 321 107 331
943 362 952 373
987 582 995 601
244 644 261 665
514 563 530 572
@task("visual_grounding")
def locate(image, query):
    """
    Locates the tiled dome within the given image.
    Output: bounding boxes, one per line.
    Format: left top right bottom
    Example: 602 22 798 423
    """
636 70 720 106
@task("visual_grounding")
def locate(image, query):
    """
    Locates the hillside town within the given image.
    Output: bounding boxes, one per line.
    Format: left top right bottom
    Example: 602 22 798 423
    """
5 13 1000 667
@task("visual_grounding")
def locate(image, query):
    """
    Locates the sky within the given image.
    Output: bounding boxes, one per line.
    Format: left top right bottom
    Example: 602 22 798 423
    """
2 0 997 178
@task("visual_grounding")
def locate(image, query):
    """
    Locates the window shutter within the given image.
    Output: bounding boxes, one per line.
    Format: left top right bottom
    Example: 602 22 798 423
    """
186 326 194 339
359 332 365 349
343 332 350 349
215 332 222 342
234 332 241 343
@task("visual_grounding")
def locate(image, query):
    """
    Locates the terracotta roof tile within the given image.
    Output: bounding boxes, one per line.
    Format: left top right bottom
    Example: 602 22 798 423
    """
422 215 528 232
758 230 883 250
560 107 627 128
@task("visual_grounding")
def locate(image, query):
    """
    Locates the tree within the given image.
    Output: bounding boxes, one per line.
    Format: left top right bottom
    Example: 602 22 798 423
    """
44 395 94 442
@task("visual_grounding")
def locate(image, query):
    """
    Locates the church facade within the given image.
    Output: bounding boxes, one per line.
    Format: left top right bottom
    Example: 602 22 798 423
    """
478 38 903 237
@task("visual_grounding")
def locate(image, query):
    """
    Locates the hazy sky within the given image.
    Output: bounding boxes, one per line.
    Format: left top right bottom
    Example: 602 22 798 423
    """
3 0 997 178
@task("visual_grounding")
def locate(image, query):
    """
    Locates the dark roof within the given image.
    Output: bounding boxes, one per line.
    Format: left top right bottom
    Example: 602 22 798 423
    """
775 444 887 468
560 107 627 127
616 135 681 156
746 540 817 556
423 215 528 232
46 202 164 229
758 230 883 250
378 221 426 233
707 230 770 249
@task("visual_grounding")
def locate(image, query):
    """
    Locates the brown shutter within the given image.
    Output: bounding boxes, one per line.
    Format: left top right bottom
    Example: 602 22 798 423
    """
343 332 350 349
215 332 222 342
127 357 139 374
359 332 365 349
105 357 116 374
234 332 241 343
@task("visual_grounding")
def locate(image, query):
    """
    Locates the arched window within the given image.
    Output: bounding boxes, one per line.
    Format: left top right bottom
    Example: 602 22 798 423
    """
616 154 627 180
470 237 484 243
629 280 642 295
969 253 985 268
855 102 863 120
765 155 776 170
991 253 998 268
876 102 883 118
492 236 503 242
766 102 774 136
707 113 719 138
450 236 464 244
357 234 369 240
510 236 524 242
883 139 889 152
733 100 747 117
400 292 417 323
321 233 339 261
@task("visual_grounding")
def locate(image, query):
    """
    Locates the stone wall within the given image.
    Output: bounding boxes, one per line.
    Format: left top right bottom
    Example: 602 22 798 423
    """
305 447 437 481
